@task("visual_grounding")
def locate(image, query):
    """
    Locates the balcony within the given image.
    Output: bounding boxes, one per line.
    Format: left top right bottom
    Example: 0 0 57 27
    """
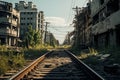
0 29 18 37
0 17 18 26
12 19 17 26
0 17 11 23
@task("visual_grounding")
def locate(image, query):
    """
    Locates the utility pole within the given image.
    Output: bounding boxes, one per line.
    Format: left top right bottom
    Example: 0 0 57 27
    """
72 6 81 48
44 22 50 43
73 6 81 16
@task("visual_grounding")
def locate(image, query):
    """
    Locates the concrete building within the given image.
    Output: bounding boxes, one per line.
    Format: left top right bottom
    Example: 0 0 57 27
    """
0 1 20 46
91 0 120 48
15 1 44 40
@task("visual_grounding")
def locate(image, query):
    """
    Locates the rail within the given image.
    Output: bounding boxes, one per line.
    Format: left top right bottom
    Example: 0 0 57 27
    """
10 50 105 80
9 51 53 80
65 50 105 80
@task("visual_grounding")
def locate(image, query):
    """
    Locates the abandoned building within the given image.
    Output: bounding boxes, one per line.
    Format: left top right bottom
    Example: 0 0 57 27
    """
71 0 120 49
91 0 120 48
15 1 44 42
0 1 20 46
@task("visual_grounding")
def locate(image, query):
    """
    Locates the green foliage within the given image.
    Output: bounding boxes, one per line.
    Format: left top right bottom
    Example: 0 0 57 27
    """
0 45 48 75
0 47 25 75
24 25 41 48
34 30 41 45
0 55 9 75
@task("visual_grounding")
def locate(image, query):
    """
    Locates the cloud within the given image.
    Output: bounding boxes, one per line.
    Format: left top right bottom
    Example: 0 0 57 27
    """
45 17 74 44
45 17 68 27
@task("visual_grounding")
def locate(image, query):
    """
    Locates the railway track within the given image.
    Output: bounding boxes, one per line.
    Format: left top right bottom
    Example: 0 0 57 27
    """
10 50 104 80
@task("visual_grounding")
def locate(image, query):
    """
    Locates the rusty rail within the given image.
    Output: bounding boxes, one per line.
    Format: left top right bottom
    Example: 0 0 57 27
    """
10 50 105 80
9 51 53 80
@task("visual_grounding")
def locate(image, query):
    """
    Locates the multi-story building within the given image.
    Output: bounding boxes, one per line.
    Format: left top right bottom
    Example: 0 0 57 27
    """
0 1 20 46
91 0 120 48
15 1 44 40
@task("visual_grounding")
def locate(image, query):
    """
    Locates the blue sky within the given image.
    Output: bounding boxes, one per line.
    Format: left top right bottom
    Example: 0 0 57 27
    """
4 0 88 44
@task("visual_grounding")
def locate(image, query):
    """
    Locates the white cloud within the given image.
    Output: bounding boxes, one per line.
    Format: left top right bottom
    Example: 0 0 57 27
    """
45 17 68 27
45 17 74 44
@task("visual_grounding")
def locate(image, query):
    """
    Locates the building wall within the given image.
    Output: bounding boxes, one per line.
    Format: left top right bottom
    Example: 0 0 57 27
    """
15 1 38 39
91 0 120 48
0 1 20 46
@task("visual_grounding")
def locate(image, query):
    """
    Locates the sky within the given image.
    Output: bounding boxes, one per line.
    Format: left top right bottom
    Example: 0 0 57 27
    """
3 0 88 44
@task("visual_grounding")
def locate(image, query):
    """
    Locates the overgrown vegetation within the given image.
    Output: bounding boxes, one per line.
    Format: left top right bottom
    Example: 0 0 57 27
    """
0 25 60 75
0 46 25 75
0 45 49 75
24 25 41 48
71 47 120 66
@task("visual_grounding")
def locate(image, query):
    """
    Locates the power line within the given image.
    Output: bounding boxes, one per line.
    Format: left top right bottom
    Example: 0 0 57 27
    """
48 27 72 33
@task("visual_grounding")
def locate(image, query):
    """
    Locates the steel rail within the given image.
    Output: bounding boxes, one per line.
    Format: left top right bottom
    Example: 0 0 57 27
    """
9 51 53 80
10 50 105 80
65 50 105 80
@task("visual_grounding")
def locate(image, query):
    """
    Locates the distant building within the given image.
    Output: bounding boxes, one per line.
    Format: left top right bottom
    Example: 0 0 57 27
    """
45 32 59 46
15 1 44 41
38 11 44 44
0 1 20 46
91 0 120 48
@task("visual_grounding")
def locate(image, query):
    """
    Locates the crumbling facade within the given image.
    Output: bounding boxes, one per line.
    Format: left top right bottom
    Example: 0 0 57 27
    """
91 0 120 48
72 0 120 49
15 1 44 41
0 1 20 46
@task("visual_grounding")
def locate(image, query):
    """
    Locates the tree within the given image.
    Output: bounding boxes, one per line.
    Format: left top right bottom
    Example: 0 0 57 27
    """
34 30 41 46
24 25 41 48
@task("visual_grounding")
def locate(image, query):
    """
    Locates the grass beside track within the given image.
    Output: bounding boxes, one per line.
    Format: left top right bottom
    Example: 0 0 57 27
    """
0 45 48 75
